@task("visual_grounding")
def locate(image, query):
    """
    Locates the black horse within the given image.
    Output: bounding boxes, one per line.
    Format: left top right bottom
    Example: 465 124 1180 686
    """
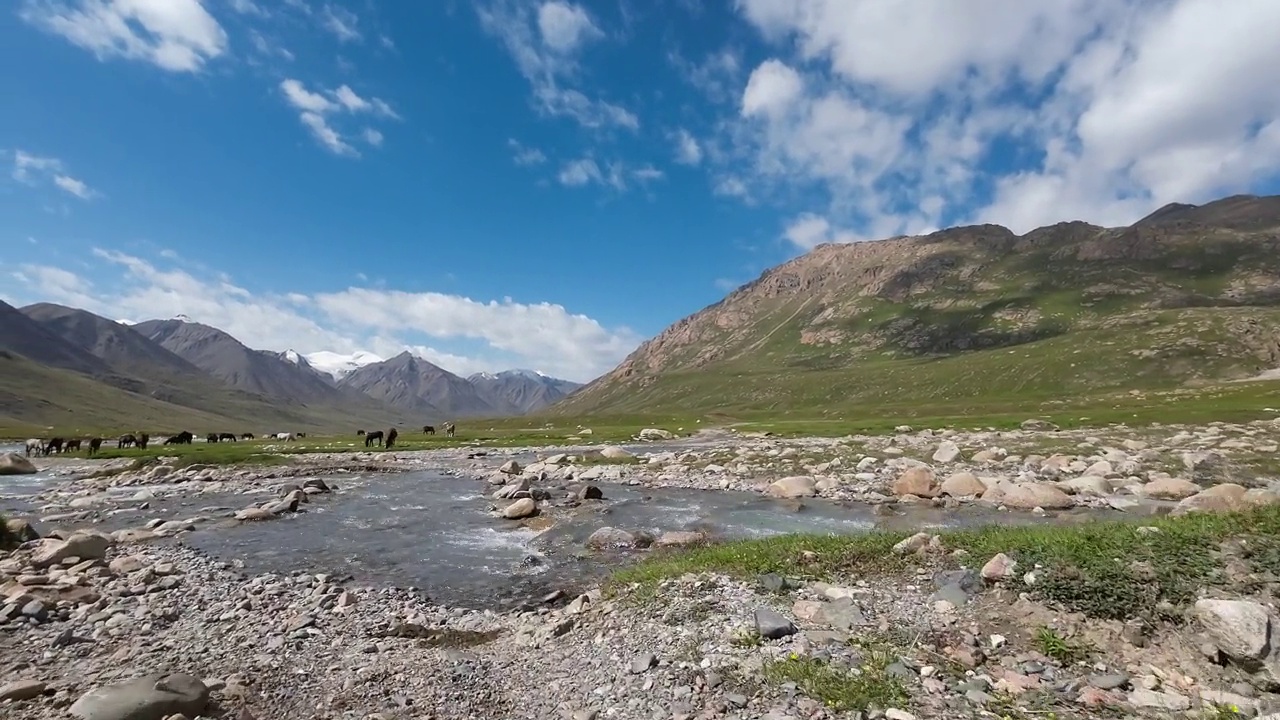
386 427 399 449
164 431 194 445
64 439 82 453
118 433 137 449
241 433 255 440
218 432 237 442
356 429 365 436
137 432 150 450
44 437 65 455
88 437 103 456
423 425 435 435
364 430 384 447
206 433 220 444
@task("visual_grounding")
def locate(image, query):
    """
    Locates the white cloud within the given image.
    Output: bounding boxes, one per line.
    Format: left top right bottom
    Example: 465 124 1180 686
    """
278 79 399 157
22 0 228 73
9 250 638 382
672 128 703 165
10 150 97 200
478 1 637 131
557 157 665 191
248 30 293 61
716 0 1280 244
322 4 361 43
228 0 266 17
536 1 602 53
508 138 547 166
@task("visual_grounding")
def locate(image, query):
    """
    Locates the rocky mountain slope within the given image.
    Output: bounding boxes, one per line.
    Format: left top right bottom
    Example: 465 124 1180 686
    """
554 194 1280 418
340 352 495 418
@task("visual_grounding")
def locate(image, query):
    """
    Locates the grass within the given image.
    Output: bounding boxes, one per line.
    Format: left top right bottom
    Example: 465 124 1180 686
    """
1033 627 1096 665
612 505 1280 622
762 641 908 712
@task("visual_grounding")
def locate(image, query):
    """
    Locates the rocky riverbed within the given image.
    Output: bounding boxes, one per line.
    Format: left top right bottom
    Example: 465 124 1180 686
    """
4 419 1280 718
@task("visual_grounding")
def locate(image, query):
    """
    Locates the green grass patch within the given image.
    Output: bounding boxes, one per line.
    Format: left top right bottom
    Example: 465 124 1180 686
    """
1033 627 1096 665
762 642 908 713
613 506 1280 622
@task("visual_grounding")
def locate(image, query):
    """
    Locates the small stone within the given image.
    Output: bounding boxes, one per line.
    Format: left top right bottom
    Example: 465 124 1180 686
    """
629 653 657 674
1088 673 1130 690
754 607 797 639
990 634 1007 649
0 679 46 701
981 553 1017 582
1129 688 1191 711
885 710 917 720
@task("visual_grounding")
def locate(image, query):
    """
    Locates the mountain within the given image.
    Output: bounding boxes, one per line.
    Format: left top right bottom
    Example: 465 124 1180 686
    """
0 300 113 377
340 351 495 418
132 319 348 405
554 194 1280 419
468 369 582 414
303 350 384 381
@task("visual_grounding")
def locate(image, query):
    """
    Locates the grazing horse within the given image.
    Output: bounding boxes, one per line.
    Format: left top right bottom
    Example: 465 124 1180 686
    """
356 429 366 436
64 439 82 453
88 437 103 456
44 437 65 455
423 425 435 435
297 432 307 438
385 427 399 449
241 433 255 440
218 432 237 442
206 433 220 443
24 438 42 456
164 431 194 445
274 432 297 441
137 432 150 450
364 430 384 447
443 422 456 438
118 433 137 449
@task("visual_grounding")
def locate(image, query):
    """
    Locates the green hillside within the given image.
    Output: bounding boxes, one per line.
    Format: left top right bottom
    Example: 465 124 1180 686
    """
552 195 1280 426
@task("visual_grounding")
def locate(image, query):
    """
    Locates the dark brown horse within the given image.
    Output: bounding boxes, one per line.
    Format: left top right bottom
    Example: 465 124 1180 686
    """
64 439 82 453
356 429 366 436
241 433 255 439
88 437 103 455
218 433 237 442
364 430 384 447
385 427 398 449
423 425 435 435
44 437 65 455
206 433 220 443
137 432 150 450
117 433 137 449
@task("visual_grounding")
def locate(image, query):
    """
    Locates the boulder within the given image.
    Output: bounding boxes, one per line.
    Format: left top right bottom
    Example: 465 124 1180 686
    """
501 498 537 519
4 517 40 543
981 553 1017 582
754 607 797 639
932 441 961 463
940 472 986 497
1173 484 1248 515
234 507 274 522
69 672 210 720
1244 488 1280 507
494 477 531 499
31 531 112 569
655 530 705 547
0 452 37 475
997 482 1074 510
599 446 633 460
892 467 940 498
1194 599 1271 664
577 484 604 500
586 526 641 549
1057 476 1112 497
766 476 817 499
302 478 330 493
637 428 675 441
499 460 521 475
1182 451 1228 481
1140 477 1201 500
0 679 46 702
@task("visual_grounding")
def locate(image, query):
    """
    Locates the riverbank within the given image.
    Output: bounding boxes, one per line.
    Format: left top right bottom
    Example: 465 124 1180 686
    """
4 420 1280 718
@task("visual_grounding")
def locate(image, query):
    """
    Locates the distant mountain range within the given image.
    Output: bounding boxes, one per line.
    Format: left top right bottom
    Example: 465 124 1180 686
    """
0 302 582 433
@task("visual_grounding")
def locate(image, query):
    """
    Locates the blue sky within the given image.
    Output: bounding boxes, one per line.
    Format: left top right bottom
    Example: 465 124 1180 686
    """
2 0 1279 382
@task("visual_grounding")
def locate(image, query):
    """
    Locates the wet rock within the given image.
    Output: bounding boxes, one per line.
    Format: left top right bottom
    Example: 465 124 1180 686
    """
0 452 37 475
655 530 704 547
234 507 274 522
892 467 939 498
585 527 639 549
766 476 817 499
5 517 40 542
494 478 531 499
997 482 1074 510
1195 598 1271 663
941 472 986 497
302 478 330 493
577 484 604 500
754 607 797 639
69 672 210 720
502 498 538 519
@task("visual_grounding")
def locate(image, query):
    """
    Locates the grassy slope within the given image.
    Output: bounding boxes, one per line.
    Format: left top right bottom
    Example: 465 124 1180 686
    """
0 353 410 438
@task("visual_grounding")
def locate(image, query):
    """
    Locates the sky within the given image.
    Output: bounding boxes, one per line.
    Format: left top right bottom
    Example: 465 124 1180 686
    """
2 0 1279 383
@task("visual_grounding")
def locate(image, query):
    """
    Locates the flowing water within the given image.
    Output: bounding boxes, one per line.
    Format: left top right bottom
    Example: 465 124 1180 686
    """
1 459 1129 610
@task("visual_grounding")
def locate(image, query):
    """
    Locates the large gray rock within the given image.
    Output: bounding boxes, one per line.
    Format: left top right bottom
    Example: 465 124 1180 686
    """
637 428 675 441
1195 599 1272 664
69 673 209 720
31 531 112 569
586 527 641 549
754 607 797 639
4 517 40 542
0 452 37 475
501 498 537 519
996 482 1074 510
1140 477 1201 500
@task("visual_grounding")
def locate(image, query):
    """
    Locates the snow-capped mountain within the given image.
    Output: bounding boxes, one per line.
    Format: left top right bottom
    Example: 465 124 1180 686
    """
303 350 385 381
467 368 582 414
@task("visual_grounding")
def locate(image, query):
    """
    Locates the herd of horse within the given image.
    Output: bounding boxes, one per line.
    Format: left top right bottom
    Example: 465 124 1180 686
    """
355 421 455 449
22 421 457 457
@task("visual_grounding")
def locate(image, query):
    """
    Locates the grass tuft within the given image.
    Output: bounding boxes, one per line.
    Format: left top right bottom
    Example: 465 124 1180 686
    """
1033 627 1096 665
762 644 908 712
612 506 1280 621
